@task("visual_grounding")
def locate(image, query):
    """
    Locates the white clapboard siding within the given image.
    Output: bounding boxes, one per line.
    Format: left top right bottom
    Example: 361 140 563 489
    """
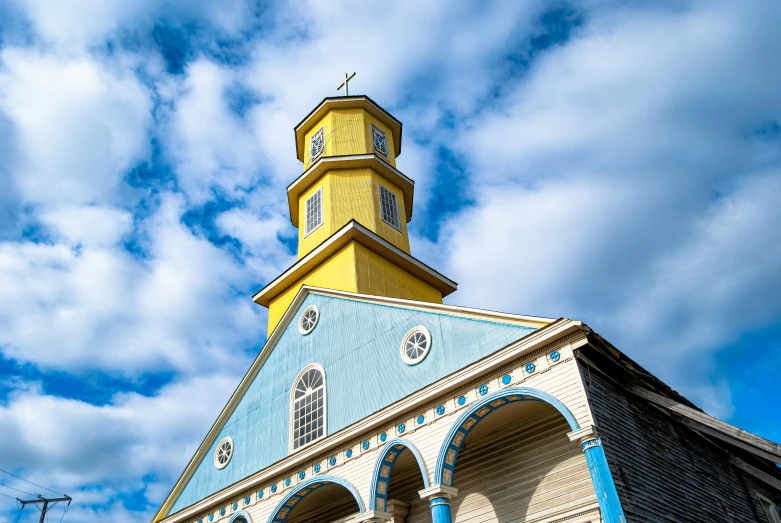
207 356 597 523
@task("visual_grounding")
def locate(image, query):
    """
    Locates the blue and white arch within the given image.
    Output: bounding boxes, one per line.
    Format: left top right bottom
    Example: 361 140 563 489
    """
265 475 363 523
368 438 430 512
432 386 625 523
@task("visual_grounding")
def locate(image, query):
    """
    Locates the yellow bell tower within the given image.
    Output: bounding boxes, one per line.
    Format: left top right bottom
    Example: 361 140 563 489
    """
254 94 457 334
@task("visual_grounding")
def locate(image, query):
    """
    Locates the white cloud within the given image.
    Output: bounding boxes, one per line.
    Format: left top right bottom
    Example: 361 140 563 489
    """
0 49 153 207
440 0 781 414
0 195 268 375
0 374 237 523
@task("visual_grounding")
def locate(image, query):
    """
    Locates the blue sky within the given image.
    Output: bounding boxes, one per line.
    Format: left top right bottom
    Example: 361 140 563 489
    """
0 0 780 521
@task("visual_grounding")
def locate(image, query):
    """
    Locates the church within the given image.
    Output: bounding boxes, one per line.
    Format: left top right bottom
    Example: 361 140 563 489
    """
152 93 781 523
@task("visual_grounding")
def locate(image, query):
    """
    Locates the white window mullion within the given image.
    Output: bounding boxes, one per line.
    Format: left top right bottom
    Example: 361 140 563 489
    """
304 187 323 237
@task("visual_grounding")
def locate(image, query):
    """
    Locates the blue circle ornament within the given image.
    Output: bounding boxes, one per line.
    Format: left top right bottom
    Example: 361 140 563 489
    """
244 496 250 505
550 350 561 362
209 515 214 522
479 384 489 396
502 374 511 385
220 508 226 516
417 415 425 424
285 477 291 486
329 456 336 466
232 502 238 510
436 404 445 415
299 470 305 480
362 439 370 450
198 520 203 523
346 449 353 458
398 423 406 433
457 395 466 406
380 432 387 442
314 463 321 473
525 362 536 374
258 490 263 499
271 484 277 493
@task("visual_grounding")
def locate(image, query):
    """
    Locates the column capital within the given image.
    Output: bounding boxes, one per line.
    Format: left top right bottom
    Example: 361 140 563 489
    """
567 425 598 445
418 484 459 501
355 510 392 523
386 499 409 523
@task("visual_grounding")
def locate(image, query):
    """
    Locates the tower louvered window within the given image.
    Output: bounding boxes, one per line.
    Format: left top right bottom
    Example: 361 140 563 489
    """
304 187 323 236
371 123 389 159
379 185 401 231
292 366 325 450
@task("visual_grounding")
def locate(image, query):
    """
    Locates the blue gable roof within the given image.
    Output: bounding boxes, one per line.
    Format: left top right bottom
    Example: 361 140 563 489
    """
169 292 537 514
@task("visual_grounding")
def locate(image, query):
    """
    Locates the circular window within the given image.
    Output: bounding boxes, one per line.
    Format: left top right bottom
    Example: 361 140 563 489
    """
298 305 319 335
400 326 431 365
214 436 233 469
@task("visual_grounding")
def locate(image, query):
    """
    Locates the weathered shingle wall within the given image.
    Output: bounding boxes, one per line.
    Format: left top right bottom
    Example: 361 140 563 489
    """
581 360 781 522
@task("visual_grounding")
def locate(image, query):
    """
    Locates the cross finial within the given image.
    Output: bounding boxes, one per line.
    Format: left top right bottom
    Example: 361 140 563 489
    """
337 72 356 96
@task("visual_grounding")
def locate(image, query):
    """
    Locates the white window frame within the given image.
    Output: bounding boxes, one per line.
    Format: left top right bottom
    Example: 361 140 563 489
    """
371 122 389 159
400 326 432 365
310 125 325 163
758 493 781 523
213 436 234 469
304 187 323 237
289 363 327 452
378 184 402 231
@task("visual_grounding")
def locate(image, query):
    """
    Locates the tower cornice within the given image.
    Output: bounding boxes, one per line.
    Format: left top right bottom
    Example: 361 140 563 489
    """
287 153 414 227
252 220 457 307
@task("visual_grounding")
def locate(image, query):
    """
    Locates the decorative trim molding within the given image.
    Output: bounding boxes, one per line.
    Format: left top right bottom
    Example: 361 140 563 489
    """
418 485 458 501
567 425 598 445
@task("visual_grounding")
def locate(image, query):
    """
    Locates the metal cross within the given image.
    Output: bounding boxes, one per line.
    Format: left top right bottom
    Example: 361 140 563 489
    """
337 72 356 96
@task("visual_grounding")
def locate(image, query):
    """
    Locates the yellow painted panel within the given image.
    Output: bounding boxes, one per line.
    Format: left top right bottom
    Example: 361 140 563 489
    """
329 109 368 157
298 169 411 258
354 243 442 304
267 243 358 334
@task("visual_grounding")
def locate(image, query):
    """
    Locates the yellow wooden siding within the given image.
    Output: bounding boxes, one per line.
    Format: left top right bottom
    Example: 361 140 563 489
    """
370 170 410 250
302 108 397 171
354 243 442 304
303 113 330 170
330 109 368 158
298 169 411 258
267 243 358 334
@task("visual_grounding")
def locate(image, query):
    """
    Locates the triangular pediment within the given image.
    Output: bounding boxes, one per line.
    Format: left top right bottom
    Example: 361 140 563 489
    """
156 287 552 520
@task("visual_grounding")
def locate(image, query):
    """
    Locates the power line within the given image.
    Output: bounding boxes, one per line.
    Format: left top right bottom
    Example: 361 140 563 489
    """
0 484 36 498
0 470 63 496
0 490 19 501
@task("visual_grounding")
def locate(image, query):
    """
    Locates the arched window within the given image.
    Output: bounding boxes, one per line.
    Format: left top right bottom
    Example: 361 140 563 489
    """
291 365 326 450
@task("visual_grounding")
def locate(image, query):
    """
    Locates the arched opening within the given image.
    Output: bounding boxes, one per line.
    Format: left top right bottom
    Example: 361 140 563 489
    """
266 476 363 523
435 387 598 522
228 510 251 523
368 438 430 519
